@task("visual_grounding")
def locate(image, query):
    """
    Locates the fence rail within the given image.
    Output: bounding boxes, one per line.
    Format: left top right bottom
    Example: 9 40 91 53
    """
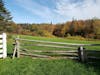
13 38 100 62
16 38 100 46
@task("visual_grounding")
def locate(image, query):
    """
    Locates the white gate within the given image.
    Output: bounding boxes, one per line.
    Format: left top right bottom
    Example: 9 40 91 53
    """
0 33 7 58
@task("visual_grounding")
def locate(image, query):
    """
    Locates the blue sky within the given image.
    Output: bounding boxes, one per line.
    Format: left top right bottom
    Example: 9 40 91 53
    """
4 0 100 24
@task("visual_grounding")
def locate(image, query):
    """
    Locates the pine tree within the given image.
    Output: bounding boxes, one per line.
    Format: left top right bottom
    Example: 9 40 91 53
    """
0 0 12 21
0 0 12 32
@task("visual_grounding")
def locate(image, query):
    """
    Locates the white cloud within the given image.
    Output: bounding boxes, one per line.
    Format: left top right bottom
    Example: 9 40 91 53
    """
14 0 69 23
55 0 100 20
14 0 100 23
14 0 56 21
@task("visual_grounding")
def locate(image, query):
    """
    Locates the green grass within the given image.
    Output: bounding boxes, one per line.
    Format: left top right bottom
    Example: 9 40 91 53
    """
11 34 100 51
0 58 99 75
19 35 100 44
0 34 100 75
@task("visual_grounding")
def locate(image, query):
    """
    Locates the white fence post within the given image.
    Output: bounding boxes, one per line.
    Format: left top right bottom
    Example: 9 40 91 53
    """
2 33 7 58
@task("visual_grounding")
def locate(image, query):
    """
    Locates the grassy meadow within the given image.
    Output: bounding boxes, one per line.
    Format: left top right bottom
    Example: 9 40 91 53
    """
0 34 100 75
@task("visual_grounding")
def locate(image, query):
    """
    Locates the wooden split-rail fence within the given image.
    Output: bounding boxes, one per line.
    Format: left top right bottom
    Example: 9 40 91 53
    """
13 38 100 62
0 33 7 58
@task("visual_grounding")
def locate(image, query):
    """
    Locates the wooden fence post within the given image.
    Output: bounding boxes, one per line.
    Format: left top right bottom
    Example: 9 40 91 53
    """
12 40 17 59
78 46 86 62
2 33 7 58
16 37 20 58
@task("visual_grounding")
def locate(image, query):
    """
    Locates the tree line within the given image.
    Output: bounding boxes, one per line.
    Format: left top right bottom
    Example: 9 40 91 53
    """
1 19 99 39
0 0 100 39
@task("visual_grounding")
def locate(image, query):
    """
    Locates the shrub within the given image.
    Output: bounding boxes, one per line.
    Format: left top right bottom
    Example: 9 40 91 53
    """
66 36 86 40
95 34 100 39
42 30 55 38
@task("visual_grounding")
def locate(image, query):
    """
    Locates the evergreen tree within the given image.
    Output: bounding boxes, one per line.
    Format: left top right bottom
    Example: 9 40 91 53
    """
0 0 12 21
0 0 12 32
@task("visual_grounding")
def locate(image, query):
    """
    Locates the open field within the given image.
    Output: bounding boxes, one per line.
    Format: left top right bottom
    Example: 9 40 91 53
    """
0 34 100 75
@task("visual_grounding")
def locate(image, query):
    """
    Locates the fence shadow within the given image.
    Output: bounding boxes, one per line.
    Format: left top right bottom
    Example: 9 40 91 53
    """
83 60 100 75
7 53 13 58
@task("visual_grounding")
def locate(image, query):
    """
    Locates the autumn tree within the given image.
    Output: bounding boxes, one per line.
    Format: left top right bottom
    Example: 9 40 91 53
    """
93 19 100 39
69 19 76 36
53 24 64 37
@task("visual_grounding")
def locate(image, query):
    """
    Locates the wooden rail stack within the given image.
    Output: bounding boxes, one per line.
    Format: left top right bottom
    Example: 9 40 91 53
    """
13 38 100 62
